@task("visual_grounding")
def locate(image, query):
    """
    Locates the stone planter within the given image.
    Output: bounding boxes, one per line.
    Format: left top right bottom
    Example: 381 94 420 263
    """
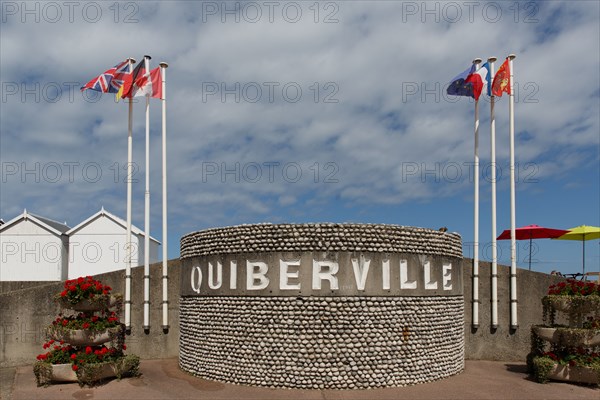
548 364 599 385
49 363 77 382
35 357 138 385
533 326 558 342
59 295 120 312
544 296 599 315
47 326 123 346
533 326 600 346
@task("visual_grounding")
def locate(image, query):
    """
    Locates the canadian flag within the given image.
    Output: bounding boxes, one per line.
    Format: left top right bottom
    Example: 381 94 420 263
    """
131 67 162 99
119 60 162 99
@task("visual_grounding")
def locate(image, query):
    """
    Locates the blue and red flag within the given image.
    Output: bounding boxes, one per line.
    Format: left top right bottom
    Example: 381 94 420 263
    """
81 60 132 93
465 62 491 100
447 65 476 98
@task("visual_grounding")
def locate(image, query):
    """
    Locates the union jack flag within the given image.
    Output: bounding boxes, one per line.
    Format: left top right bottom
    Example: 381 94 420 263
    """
81 60 132 93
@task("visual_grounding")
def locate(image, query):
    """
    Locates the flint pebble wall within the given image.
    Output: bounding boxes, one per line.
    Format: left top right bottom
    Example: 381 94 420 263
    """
179 223 464 389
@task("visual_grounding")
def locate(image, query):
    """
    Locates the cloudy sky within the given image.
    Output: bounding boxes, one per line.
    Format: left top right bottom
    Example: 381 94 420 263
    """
1 1 598 275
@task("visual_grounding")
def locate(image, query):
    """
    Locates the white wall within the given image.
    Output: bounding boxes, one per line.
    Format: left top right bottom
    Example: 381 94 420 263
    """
68 216 159 279
0 220 67 281
1 214 159 281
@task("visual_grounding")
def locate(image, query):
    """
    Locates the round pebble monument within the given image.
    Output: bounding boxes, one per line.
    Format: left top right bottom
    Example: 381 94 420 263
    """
179 223 464 389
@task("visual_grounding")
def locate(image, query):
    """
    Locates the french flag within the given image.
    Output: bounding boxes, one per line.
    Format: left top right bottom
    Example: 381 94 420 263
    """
465 62 491 100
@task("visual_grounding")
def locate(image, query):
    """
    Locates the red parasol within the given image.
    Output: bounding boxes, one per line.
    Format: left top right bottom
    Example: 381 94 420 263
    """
497 224 569 270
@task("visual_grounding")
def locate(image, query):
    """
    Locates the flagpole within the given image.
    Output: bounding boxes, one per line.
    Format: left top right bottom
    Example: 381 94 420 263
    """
472 57 482 329
488 56 498 329
508 54 518 329
159 61 169 332
125 57 135 334
143 55 152 333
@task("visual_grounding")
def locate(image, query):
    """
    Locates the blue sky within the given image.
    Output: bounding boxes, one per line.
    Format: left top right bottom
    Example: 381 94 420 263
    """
1 1 599 276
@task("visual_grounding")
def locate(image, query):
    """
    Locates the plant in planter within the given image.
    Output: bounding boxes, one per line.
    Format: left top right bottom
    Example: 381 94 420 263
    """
46 312 124 346
56 276 122 311
34 276 139 387
543 279 600 327
533 348 600 384
530 279 600 385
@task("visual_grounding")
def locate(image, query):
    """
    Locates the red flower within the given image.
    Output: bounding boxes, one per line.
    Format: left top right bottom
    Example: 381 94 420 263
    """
70 354 77 360
60 290 68 297
62 319 68 326
82 322 90 329
122 344 127 350
72 365 79 371
69 285 77 292
85 346 92 354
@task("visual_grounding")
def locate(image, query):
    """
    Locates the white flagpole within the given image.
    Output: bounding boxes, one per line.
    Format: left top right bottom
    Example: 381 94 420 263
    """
488 56 498 329
125 57 135 334
508 54 518 329
508 54 519 329
143 54 152 333
159 61 169 332
472 57 482 329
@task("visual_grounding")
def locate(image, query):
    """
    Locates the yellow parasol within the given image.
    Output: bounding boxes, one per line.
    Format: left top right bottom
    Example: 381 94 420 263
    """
556 225 600 274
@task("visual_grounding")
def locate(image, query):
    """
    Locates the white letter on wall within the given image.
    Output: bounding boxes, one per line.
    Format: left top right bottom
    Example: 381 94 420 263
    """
246 260 270 290
280 259 301 290
382 259 391 290
424 261 438 290
191 265 202 294
312 260 339 290
351 255 371 291
400 259 417 289
443 263 452 290
208 261 223 289
230 260 237 289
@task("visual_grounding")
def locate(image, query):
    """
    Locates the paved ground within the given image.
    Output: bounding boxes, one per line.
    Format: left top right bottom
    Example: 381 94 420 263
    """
2 358 598 400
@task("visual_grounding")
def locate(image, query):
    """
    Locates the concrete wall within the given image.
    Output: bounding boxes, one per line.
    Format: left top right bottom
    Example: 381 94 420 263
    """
463 260 565 361
1 257 564 367
0 259 180 368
